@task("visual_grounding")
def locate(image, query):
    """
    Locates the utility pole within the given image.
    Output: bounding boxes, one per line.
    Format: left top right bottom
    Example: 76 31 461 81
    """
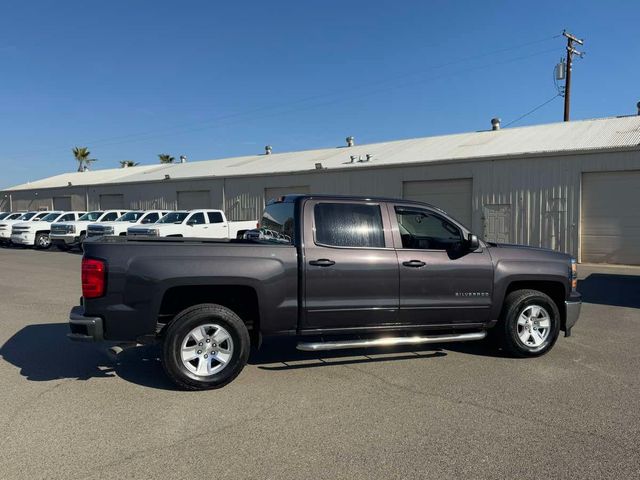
562 30 584 122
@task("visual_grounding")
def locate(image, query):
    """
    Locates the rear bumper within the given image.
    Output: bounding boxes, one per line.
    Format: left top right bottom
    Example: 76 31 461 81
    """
68 306 104 342
564 292 582 336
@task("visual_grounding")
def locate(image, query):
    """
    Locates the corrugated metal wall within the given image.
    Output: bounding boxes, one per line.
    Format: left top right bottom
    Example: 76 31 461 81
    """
2 149 639 260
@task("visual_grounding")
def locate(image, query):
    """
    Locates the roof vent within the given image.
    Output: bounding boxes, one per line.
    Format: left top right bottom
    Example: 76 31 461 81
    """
180 155 187 163
491 118 501 131
365 154 373 162
315 162 323 170
350 155 358 164
637 101 640 116
346 136 355 147
265 145 272 155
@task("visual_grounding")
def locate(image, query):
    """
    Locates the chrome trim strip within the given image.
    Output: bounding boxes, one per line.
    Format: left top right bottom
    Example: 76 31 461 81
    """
296 331 486 351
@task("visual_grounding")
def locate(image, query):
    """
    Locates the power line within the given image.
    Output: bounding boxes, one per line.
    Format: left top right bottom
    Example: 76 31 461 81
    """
504 93 561 127
1 34 562 160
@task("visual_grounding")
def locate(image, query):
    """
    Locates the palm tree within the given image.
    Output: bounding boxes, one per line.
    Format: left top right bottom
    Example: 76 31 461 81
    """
119 160 139 168
73 147 97 172
158 153 175 164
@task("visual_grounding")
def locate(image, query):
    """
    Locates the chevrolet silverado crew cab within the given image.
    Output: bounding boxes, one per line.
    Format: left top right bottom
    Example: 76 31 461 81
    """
0 211 50 244
50 210 127 250
126 209 256 239
87 210 170 238
69 195 581 390
11 211 86 248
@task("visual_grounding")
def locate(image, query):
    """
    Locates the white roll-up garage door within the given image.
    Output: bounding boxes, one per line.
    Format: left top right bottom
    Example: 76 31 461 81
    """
581 171 640 265
265 186 310 204
403 178 473 227
177 190 211 209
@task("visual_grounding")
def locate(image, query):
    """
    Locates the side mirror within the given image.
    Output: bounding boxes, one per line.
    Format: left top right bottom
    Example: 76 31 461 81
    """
467 234 480 250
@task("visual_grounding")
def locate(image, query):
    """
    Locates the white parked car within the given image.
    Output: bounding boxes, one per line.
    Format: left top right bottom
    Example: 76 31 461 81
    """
87 210 170 238
50 210 128 250
0 211 50 244
127 209 256 239
11 211 86 249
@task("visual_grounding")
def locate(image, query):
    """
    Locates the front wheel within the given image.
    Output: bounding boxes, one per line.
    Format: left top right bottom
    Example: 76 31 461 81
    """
35 233 51 249
499 289 560 357
162 303 251 390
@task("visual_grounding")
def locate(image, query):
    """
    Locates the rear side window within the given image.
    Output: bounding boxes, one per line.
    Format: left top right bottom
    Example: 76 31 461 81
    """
314 203 385 248
207 212 224 224
260 202 295 244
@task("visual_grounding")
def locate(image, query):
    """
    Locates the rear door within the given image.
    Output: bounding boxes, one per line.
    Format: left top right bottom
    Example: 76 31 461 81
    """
206 211 229 238
301 199 399 331
391 203 493 326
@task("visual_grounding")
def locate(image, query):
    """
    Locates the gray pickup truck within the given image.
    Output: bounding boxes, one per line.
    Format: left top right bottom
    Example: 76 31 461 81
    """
69 194 581 390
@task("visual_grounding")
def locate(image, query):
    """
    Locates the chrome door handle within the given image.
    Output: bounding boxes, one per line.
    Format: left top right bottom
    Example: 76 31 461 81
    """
402 260 426 268
309 259 335 267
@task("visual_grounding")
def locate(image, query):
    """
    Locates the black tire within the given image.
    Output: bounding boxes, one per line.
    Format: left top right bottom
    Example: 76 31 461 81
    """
78 233 86 252
499 289 560 357
34 233 51 249
162 303 250 390
56 243 70 251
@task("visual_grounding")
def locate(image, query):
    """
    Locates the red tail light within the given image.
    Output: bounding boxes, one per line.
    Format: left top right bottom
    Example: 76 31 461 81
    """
82 258 106 298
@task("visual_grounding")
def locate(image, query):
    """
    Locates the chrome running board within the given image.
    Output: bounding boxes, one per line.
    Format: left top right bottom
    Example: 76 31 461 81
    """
296 331 486 351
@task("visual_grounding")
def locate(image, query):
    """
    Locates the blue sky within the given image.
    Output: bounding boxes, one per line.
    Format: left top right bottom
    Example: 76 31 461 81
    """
1 0 638 188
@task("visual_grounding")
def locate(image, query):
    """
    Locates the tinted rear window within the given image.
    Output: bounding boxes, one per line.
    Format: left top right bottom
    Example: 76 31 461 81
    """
314 203 385 248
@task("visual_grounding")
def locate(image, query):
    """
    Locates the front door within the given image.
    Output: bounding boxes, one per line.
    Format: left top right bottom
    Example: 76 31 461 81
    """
301 200 399 331
392 204 494 326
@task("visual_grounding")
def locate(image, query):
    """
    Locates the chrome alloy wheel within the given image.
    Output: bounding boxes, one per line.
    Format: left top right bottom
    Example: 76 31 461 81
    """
517 305 551 347
38 235 51 248
180 324 234 377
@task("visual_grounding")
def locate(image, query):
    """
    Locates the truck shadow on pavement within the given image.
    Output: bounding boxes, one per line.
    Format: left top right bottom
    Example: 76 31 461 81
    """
578 273 640 308
1 324 460 389
0 323 177 390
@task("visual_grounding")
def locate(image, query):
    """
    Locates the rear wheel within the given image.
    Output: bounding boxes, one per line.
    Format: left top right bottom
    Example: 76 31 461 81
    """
35 233 51 249
499 289 560 357
162 303 250 390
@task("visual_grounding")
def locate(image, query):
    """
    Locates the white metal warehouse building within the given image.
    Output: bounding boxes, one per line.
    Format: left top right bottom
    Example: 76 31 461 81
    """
2 115 640 264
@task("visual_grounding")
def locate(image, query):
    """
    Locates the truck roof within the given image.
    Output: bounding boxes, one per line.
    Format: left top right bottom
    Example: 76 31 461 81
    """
270 194 445 214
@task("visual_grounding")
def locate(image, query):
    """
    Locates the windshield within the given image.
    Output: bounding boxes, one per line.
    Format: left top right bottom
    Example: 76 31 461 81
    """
157 212 189 224
116 211 144 222
17 212 37 221
41 212 62 222
78 211 103 222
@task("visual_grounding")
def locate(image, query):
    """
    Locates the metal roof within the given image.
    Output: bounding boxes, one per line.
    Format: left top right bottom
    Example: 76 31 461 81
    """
6 115 640 191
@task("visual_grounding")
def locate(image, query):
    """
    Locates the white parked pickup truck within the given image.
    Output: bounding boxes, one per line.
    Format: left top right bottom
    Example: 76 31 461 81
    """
87 210 170 238
127 209 256 239
50 210 127 250
11 211 86 249
0 211 50 244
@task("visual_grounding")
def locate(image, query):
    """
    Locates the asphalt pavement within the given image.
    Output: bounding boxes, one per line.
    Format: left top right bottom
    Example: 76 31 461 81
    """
0 246 639 479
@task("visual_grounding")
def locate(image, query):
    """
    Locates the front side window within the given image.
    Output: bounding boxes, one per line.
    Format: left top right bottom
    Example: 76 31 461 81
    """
395 207 462 250
314 203 385 248
141 213 159 224
18 212 37 221
101 212 119 222
59 213 76 222
117 211 144 222
41 213 62 222
78 211 103 222
188 212 205 225
158 212 188 224
33 212 49 220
